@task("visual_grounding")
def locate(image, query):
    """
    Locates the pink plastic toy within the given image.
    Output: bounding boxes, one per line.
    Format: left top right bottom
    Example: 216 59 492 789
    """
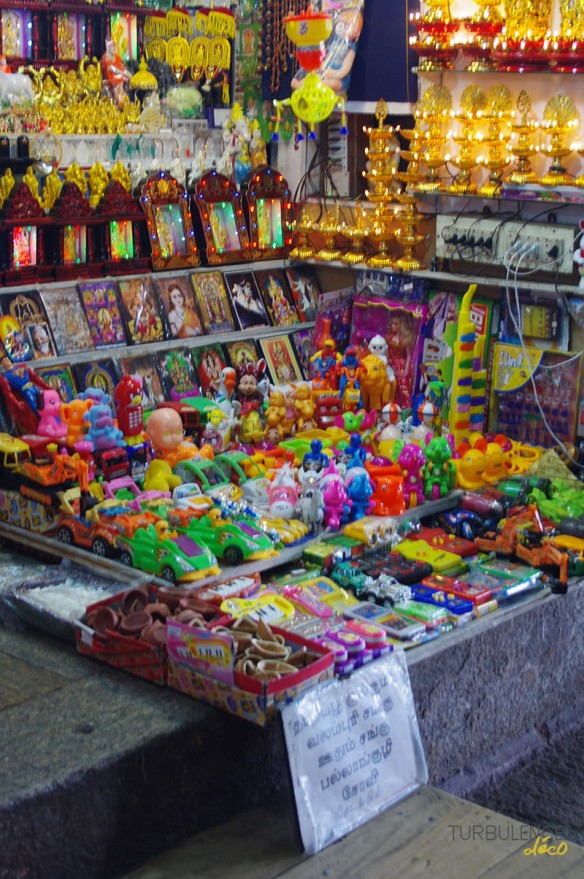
398 443 426 509
321 463 352 530
36 389 66 439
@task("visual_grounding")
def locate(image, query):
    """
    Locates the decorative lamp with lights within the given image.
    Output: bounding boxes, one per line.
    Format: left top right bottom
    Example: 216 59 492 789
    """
50 180 99 282
244 165 294 260
273 8 346 140
0 175 51 286
193 169 252 266
140 171 200 271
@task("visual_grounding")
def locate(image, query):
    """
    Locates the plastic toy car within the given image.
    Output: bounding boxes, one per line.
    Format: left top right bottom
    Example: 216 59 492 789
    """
172 510 278 566
115 522 220 583
173 457 238 497
55 512 119 558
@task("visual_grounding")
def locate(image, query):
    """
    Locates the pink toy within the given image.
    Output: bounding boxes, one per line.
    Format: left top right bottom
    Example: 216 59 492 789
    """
36 389 66 439
266 464 299 518
398 443 426 509
321 464 352 530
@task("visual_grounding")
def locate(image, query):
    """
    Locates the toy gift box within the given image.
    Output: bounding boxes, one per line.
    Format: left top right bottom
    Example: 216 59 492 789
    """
166 621 334 726
487 342 581 448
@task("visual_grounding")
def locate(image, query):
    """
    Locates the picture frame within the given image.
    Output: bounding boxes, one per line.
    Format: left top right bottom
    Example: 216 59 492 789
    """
284 266 320 323
156 348 200 401
254 269 300 327
78 280 127 349
191 343 228 400
73 359 118 399
117 355 166 412
35 364 78 403
156 274 204 340
290 327 313 380
40 286 94 355
223 270 270 330
224 339 261 372
260 335 303 385
193 169 252 266
140 171 200 271
117 276 167 345
189 271 235 335
244 166 294 259
26 322 57 360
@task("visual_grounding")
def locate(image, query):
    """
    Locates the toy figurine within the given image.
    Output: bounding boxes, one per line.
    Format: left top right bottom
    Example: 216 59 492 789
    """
201 407 233 453
302 439 328 475
61 398 92 449
293 383 317 431
143 459 182 493
483 441 507 484
266 464 299 519
84 398 125 451
265 389 291 440
370 472 405 517
398 443 426 508
345 467 374 519
310 339 341 391
359 353 394 411
36 389 66 439
320 462 352 531
455 448 487 491
345 433 367 470
423 436 455 500
0 364 50 434
368 334 397 392
337 346 363 411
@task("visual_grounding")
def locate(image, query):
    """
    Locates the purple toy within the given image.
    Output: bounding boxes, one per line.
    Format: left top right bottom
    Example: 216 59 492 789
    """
398 443 426 509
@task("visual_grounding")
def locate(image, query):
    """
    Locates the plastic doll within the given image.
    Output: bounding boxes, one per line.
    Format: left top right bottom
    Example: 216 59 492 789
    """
368 335 397 390
359 353 394 411
338 346 363 411
320 462 352 531
36 389 66 439
146 407 199 470
345 467 374 519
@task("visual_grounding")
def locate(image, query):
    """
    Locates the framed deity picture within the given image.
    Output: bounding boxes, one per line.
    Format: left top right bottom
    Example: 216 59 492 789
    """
40 286 94 355
117 276 167 345
77 280 127 349
73 359 118 399
156 348 200 401
254 269 300 327
191 343 228 400
284 266 320 323
156 274 204 340
189 271 235 335
117 355 166 412
224 338 261 372
193 169 251 265
223 270 271 331
35 364 78 402
260 335 303 385
290 327 313 380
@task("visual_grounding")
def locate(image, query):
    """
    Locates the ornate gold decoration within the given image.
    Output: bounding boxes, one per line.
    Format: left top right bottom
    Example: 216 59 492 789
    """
508 90 539 185
477 84 513 197
539 93 579 187
449 85 487 194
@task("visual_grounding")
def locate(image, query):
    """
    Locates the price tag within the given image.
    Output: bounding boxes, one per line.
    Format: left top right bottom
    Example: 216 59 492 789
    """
280 652 427 854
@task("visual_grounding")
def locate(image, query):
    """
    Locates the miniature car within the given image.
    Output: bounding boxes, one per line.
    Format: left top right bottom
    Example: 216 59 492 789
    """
55 513 119 558
114 522 220 583
172 510 278 566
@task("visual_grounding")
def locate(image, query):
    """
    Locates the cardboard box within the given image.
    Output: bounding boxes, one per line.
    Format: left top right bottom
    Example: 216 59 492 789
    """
76 591 167 686
166 622 334 725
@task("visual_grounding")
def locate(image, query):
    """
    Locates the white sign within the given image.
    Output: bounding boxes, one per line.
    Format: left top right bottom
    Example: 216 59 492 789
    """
281 652 428 853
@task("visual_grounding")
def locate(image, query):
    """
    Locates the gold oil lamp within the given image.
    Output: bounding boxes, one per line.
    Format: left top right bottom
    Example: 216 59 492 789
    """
366 206 395 269
550 0 584 71
462 0 504 72
341 202 369 265
394 193 426 271
449 84 487 194
539 94 579 187
415 84 452 193
315 206 343 262
498 0 552 71
290 205 316 260
363 99 400 205
409 0 460 71
477 83 513 197
507 90 539 185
